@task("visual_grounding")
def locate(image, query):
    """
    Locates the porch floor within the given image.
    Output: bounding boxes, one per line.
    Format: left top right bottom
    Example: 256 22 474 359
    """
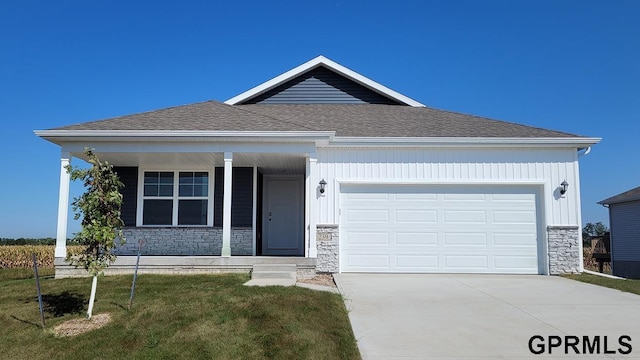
54 256 317 279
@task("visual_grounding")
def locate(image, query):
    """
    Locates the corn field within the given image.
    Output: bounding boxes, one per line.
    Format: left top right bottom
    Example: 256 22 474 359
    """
583 246 611 273
0 245 86 269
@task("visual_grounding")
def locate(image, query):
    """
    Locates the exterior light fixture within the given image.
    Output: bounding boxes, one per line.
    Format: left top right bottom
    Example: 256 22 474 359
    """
560 180 569 195
319 179 327 194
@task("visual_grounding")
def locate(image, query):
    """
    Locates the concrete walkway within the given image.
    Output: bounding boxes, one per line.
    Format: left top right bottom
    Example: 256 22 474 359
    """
334 274 640 359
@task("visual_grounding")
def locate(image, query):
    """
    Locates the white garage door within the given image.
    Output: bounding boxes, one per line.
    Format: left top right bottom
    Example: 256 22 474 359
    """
340 184 541 274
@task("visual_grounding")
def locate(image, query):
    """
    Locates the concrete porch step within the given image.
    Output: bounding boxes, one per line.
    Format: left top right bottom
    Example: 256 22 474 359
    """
251 271 297 280
244 263 298 287
252 264 297 273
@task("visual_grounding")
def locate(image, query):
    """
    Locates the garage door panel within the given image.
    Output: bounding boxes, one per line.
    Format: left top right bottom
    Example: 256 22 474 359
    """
443 193 487 201
444 255 488 269
492 210 536 224
340 184 541 274
344 192 389 200
494 233 537 246
492 192 536 201
345 254 391 269
345 209 389 222
395 193 437 200
443 210 486 223
396 255 439 269
396 232 438 245
443 233 487 246
494 256 538 270
344 231 390 245
395 210 438 223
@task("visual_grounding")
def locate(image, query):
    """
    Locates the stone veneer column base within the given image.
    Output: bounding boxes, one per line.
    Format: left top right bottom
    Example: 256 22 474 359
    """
316 224 339 273
547 225 580 275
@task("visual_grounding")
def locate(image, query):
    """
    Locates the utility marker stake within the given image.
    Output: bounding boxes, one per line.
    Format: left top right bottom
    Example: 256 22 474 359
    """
32 253 45 328
128 239 144 310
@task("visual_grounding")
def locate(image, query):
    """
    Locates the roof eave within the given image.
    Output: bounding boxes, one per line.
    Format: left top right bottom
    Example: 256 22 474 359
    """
34 130 336 145
598 198 640 206
224 55 425 107
35 130 601 150
598 188 640 205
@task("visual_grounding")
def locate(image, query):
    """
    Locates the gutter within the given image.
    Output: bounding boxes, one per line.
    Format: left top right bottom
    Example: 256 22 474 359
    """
34 130 601 149
328 137 602 148
34 130 337 145
578 146 592 157
34 130 336 138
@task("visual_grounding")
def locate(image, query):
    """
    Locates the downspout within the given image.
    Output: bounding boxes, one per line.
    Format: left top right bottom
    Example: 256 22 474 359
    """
599 202 612 275
575 146 591 273
578 146 591 157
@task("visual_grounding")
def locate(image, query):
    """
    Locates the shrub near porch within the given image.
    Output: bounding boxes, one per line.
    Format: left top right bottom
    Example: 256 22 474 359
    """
0 273 360 360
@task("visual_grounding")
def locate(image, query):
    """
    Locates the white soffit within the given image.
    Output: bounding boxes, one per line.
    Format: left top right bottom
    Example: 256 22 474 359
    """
224 55 426 107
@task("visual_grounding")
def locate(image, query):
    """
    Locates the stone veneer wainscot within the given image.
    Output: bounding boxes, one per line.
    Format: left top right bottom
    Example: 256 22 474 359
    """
116 227 253 256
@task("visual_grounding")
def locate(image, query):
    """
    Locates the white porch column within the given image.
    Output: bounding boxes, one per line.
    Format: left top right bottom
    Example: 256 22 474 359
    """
307 153 318 258
252 166 258 256
221 152 233 257
55 151 72 258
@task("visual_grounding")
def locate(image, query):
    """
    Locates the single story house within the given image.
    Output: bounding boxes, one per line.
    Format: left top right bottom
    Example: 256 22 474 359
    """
36 56 600 277
598 186 640 279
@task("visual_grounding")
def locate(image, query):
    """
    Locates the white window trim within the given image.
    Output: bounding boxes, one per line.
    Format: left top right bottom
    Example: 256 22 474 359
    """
136 168 214 227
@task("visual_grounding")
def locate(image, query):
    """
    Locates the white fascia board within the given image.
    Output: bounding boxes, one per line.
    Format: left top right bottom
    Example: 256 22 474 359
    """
34 130 335 143
326 136 602 148
224 55 425 107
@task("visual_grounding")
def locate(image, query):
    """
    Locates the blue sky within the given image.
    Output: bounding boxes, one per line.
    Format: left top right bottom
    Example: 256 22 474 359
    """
0 1 638 238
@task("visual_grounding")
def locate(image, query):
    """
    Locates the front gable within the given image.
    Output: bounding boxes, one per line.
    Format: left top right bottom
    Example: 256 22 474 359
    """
238 66 402 105
225 55 425 106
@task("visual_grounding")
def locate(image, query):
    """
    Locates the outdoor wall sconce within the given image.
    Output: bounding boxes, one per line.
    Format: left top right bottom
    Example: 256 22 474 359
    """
319 179 327 194
560 180 569 195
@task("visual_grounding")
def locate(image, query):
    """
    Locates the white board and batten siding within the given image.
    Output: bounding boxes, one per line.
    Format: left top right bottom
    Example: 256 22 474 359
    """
316 147 582 274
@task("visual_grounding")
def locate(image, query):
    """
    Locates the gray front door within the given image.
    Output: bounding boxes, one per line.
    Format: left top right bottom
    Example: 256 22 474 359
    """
263 175 303 256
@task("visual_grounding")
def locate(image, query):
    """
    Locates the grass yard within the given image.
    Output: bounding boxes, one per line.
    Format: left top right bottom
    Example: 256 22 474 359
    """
564 273 640 296
0 267 55 281
0 270 360 360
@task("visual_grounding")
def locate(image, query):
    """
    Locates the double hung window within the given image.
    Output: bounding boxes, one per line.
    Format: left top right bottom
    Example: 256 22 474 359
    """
142 171 209 226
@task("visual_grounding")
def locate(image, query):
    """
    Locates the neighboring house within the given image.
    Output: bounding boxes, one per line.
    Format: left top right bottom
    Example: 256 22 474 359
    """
598 186 640 279
36 56 600 277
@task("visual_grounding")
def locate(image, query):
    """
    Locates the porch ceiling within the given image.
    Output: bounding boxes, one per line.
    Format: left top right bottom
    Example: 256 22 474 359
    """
71 151 306 173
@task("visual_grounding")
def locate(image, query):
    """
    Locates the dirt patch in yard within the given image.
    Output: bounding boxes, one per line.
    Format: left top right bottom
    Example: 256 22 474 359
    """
53 313 112 337
298 273 336 288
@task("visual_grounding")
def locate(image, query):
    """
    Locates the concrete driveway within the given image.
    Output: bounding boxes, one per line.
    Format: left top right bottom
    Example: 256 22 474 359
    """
334 274 640 359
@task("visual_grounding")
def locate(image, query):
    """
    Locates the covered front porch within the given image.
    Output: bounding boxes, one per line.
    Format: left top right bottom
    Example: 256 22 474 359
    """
49 134 329 277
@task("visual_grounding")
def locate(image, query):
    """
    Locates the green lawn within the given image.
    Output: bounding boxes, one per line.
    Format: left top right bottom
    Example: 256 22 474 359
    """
0 267 55 281
564 273 640 296
0 270 360 360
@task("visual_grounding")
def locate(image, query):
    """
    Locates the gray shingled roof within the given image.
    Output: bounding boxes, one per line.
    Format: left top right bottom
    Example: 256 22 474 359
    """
53 100 582 138
598 186 640 205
